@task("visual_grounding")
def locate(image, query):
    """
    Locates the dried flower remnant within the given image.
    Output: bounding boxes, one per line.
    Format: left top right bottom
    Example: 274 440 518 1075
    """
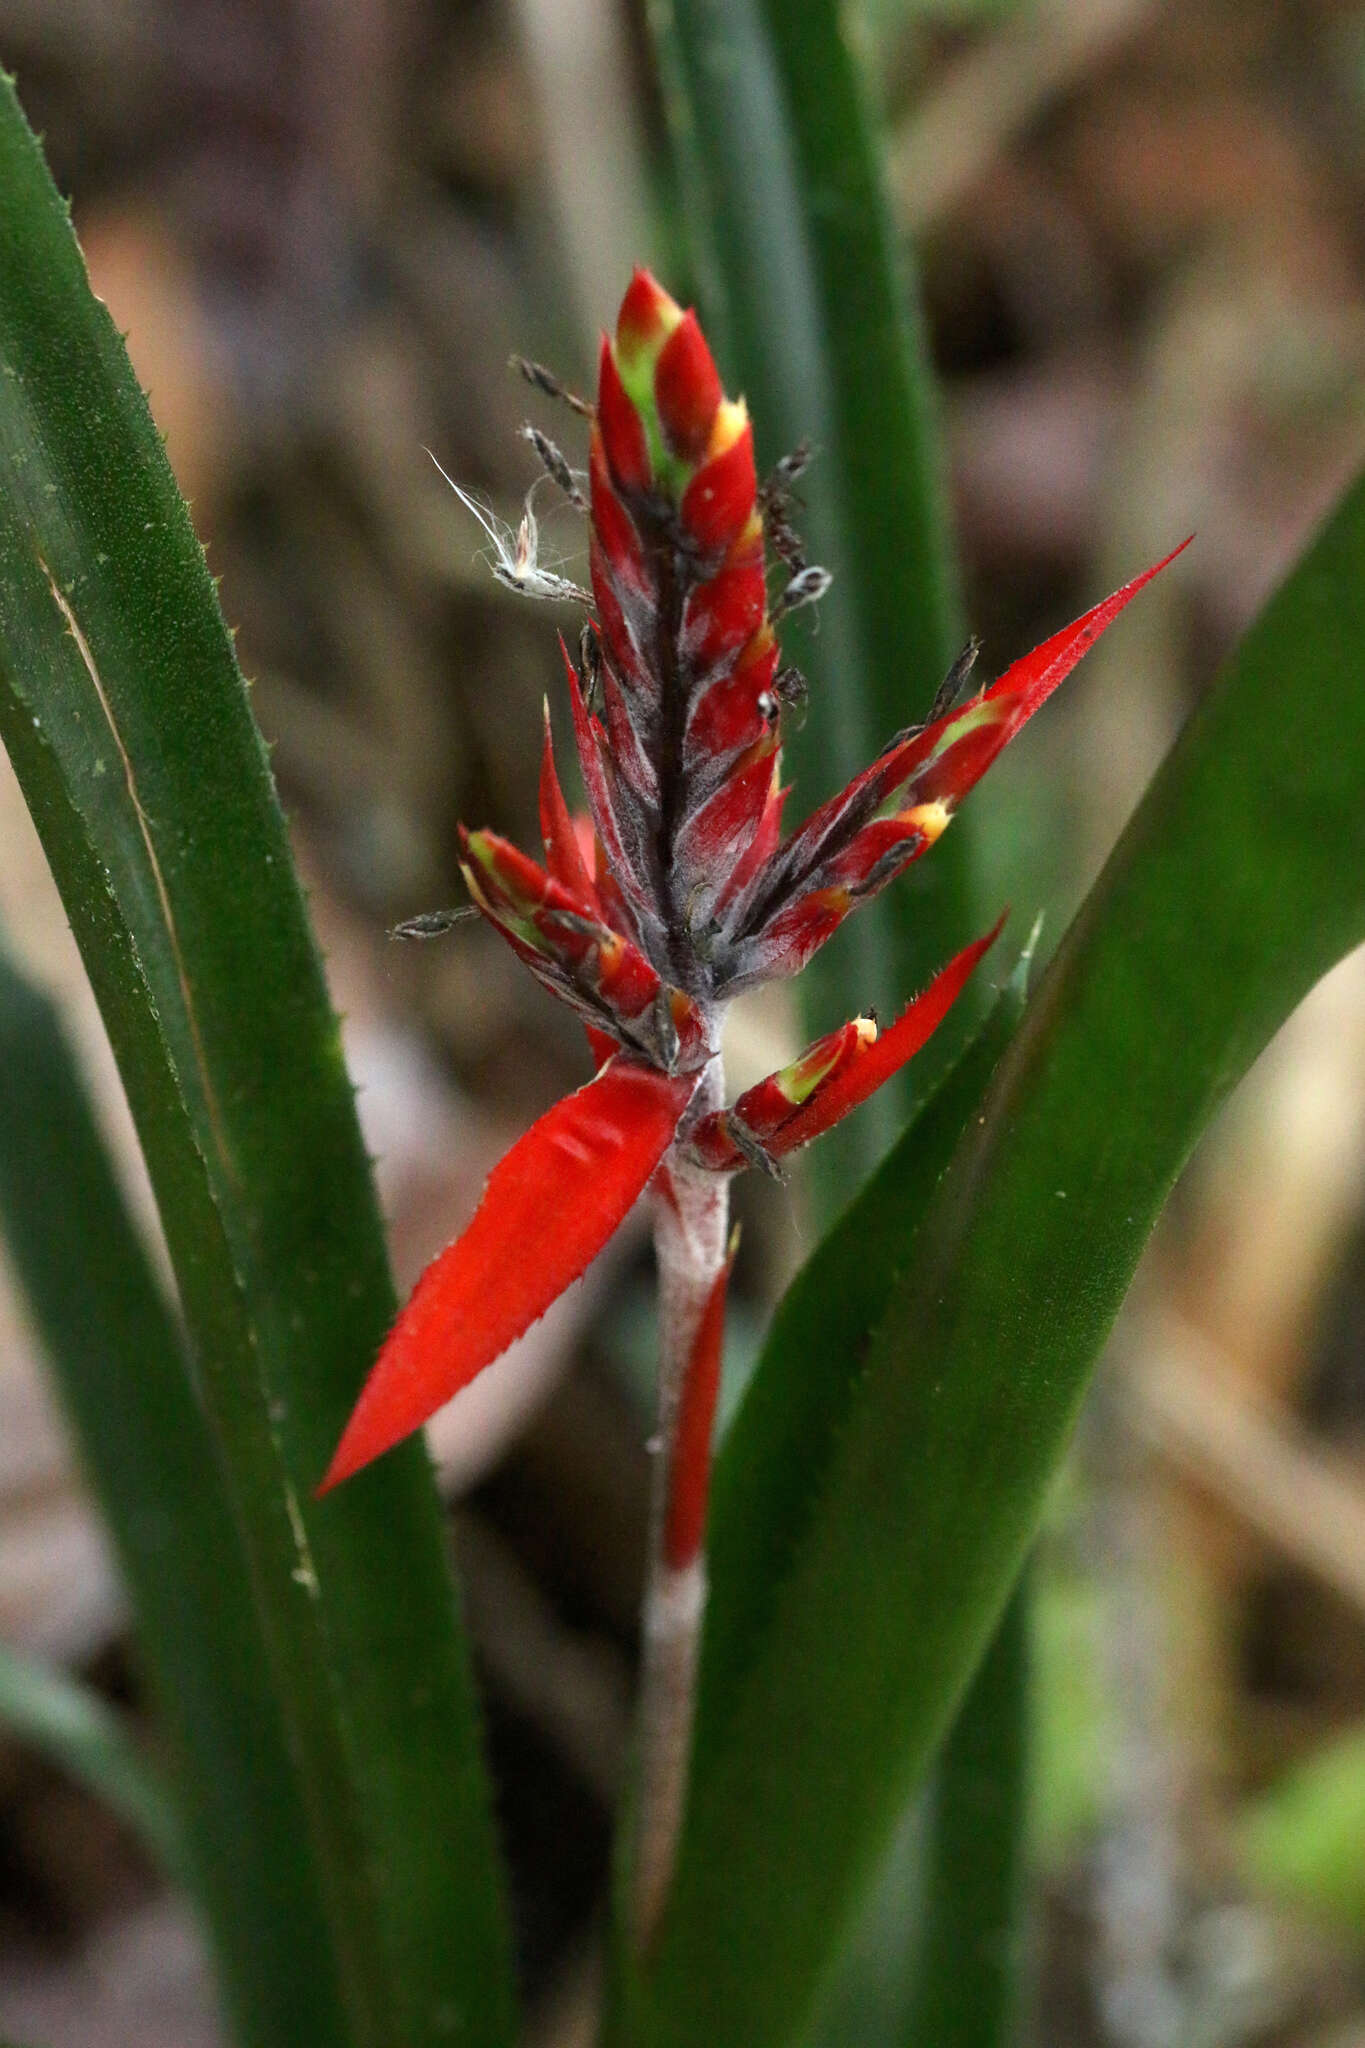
322 268 1187 1946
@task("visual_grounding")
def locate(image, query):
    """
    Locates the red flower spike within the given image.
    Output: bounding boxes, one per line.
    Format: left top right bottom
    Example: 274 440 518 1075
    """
327 269 1180 1500
662 1236 737 1571
321 1061 697 1490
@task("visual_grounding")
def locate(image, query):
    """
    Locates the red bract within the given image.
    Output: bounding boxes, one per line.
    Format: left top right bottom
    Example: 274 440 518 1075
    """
322 268 1187 1491
321 1061 696 1490
662 1238 736 1571
685 919 1006 1172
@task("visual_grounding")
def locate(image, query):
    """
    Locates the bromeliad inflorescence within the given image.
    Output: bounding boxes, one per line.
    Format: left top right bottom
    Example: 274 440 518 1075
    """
321 268 1186 1944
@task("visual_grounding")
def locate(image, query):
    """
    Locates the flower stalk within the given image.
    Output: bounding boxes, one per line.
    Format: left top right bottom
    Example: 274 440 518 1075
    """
318 266 1185 1952
634 1073 731 1952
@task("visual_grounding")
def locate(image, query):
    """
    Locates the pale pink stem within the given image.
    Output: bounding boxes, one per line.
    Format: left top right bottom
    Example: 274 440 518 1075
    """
631 1057 729 1954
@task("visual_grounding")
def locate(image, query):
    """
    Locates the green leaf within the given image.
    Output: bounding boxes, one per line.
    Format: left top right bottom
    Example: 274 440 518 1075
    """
643 472 1365 2048
1239 1722 1365 1935
805 1577 1031 2048
647 0 973 1182
700 964 1030 1740
0 75 514 2048
0 1639 185 1883
0 937 347 2044
694 968 1030 2048
802 1799 928 2048
900 1574 1031 2048
610 970 1030 2048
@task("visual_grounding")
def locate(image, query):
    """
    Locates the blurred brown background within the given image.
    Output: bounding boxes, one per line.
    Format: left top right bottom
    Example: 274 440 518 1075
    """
1 2 1365 2043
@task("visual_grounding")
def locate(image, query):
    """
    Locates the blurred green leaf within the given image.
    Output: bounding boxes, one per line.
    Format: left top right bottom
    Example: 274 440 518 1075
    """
647 0 973 1187
0 939 346 2043
1240 1723 1365 1934
1030 1553 1105 1860
644 473 1365 2048
0 1639 185 1883
0 74 513 2048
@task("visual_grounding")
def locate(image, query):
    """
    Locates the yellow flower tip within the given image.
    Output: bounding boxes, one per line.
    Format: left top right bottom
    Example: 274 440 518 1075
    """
900 799 953 846
853 1015 878 1051
707 396 749 460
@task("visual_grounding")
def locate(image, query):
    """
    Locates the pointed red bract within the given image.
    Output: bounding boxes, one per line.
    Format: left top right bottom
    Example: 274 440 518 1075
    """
596 339 652 496
561 637 653 926
680 424 756 554
655 311 723 462
614 266 679 367
662 1243 735 1569
321 1062 697 1489
676 742 778 889
688 918 1003 1170
539 706 598 906
732 1020 871 1141
681 551 768 680
878 536 1193 818
718 771 788 914
770 919 1005 1153
588 440 650 607
731 541 1191 986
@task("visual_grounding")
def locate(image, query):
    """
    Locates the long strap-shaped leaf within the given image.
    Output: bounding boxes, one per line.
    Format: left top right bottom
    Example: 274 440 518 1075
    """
0 75 514 2048
0 941 347 2044
804 1577 1031 2048
642 476 1365 2048
601 977 1028 2047
701 977 1032 2048
648 0 972 1176
699 970 1029 1741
